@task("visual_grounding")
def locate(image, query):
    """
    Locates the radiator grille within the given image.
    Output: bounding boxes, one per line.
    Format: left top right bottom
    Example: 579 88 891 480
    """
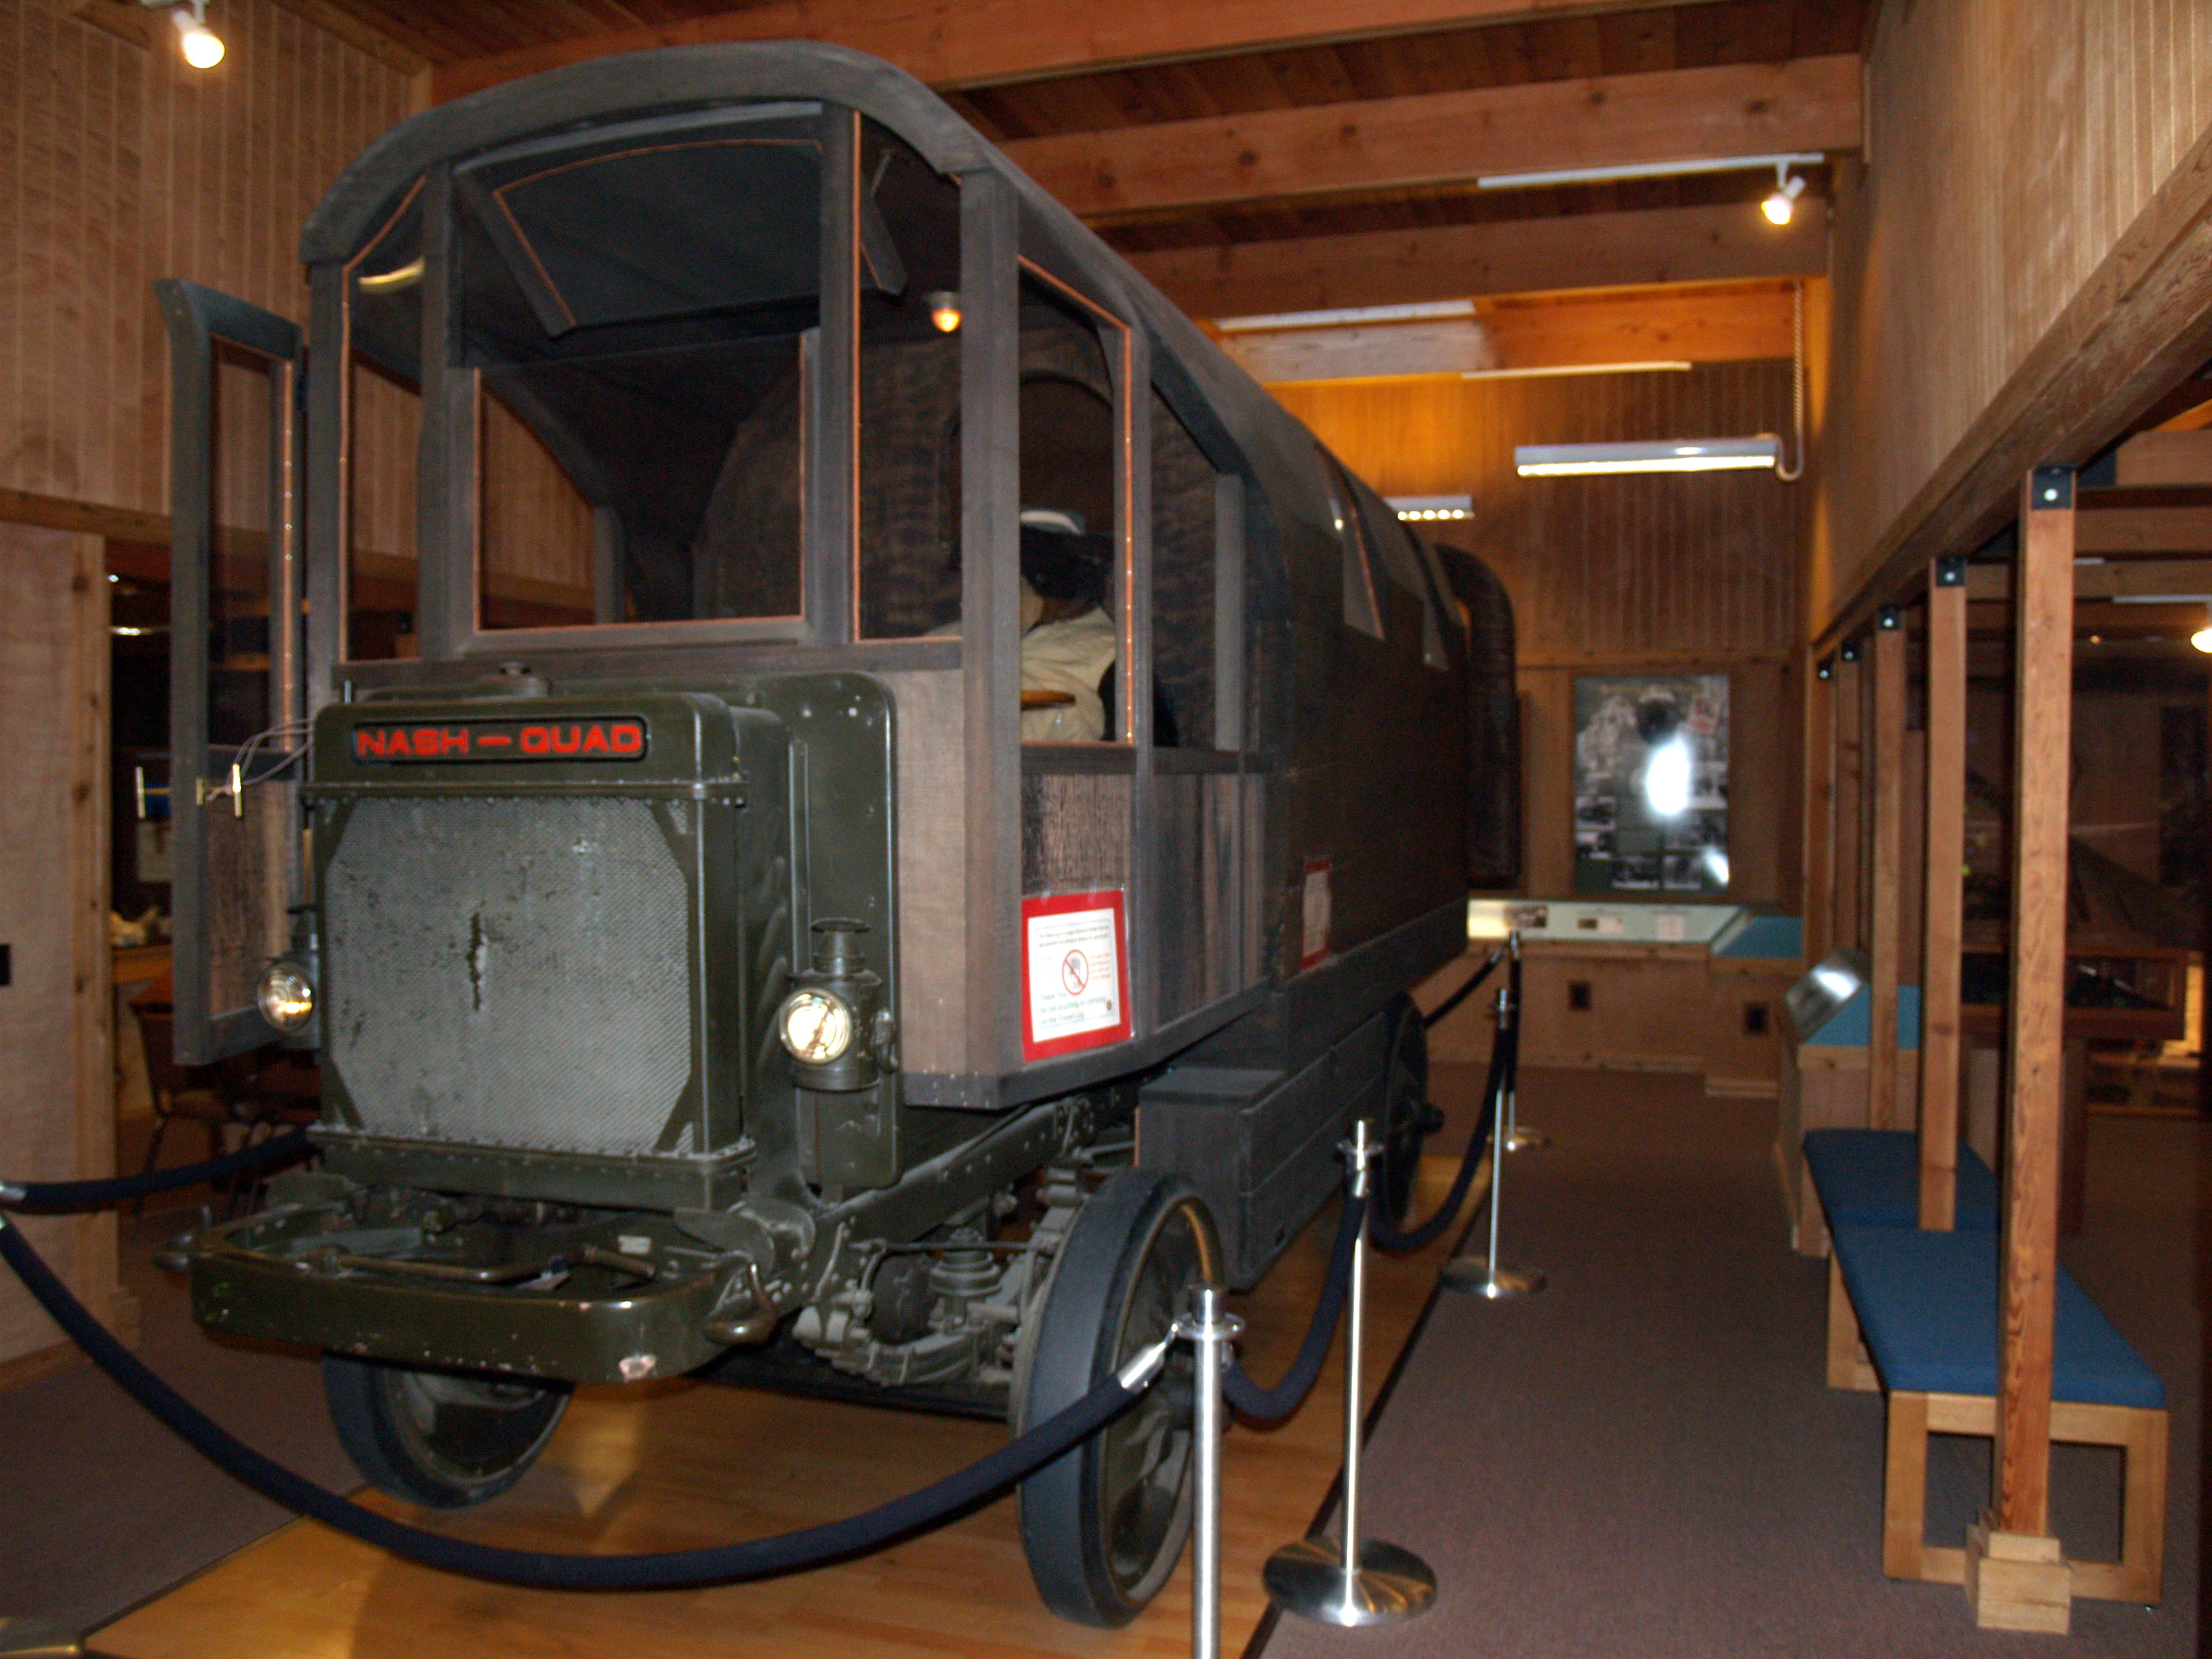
323 797 694 1156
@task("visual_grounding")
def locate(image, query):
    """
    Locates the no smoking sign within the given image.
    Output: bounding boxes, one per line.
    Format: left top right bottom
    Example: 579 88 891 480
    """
1021 888 1131 1060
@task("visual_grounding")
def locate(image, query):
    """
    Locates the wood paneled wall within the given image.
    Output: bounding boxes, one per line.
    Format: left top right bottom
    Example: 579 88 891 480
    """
0 524 128 1368
1820 1 2212 613
1275 360 1804 903
0 0 410 1368
0 0 416 520
1274 361 1803 664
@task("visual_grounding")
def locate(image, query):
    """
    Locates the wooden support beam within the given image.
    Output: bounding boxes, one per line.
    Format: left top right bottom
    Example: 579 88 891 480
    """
1994 467 2074 1543
1127 203 1828 320
1868 611 1906 1131
1832 647 1864 954
2071 504 2212 554
1919 562 1967 1229
433 0 1741 102
1803 654 1837 968
1477 281 1798 369
1004 56 1862 220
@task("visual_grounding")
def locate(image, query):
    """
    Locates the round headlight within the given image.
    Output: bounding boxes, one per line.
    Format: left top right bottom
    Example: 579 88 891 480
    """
257 960 316 1031
777 988 855 1065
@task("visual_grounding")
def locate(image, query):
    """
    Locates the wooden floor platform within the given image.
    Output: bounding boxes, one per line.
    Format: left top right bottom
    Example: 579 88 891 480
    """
96 1157 1473 1659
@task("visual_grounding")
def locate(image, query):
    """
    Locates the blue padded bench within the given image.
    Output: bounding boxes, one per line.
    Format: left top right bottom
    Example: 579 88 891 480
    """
1803 1126 2001 1235
1827 1223 2168 1603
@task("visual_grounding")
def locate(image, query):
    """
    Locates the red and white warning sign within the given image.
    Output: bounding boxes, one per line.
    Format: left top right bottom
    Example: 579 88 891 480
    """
1300 856 1332 970
1021 888 1132 1061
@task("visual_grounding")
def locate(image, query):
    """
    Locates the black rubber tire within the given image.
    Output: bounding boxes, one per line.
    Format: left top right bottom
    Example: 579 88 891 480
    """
1375 994 1432 1229
1015 1168 1221 1626
323 1355 570 1509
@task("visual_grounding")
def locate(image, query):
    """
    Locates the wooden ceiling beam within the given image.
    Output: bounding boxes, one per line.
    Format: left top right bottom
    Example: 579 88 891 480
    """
1476 279 1799 368
1128 201 1826 318
432 0 1732 102
1008 56 1860 219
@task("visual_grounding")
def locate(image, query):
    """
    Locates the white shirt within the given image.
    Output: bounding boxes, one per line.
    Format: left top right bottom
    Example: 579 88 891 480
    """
1020 608 1117 742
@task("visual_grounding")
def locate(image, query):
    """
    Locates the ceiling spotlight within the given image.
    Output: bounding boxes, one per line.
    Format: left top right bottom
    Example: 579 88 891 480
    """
926 290 962 333
2192 623 2212 653
144 0 223 66
1763 163 1808 226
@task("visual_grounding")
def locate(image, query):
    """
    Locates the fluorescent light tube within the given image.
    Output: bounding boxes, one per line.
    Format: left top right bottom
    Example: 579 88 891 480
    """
1515 438 1780 477
1478 152 1825 191
1462 361 1692 381
1216 299 1475 332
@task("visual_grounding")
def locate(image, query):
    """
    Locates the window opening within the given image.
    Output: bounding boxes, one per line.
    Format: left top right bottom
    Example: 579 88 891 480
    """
1016 272 1128 744
857 121 962 639
1150 390 1218 748
452 106 831 630
1320 449 1382 638
343 186 423 661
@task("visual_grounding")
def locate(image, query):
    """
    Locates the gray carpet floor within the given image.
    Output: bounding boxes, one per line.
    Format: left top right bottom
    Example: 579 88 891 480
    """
0 1206 354 1633
1261 1067 2204 1659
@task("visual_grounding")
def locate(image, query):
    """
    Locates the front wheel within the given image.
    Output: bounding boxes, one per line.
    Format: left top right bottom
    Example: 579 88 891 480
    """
1014 1168 1221 1626
323 1355 570 1509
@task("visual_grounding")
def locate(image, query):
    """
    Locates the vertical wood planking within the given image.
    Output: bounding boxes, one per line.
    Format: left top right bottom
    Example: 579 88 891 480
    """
1822 0 2212 609
1994 467 2074 1539
0 0 412 523
1919 562 1967 1229
1271 361 1801 664
1868 611 1906 1130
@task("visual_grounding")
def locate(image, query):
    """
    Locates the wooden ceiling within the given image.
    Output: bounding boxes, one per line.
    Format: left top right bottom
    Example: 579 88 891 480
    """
276 0 1869 333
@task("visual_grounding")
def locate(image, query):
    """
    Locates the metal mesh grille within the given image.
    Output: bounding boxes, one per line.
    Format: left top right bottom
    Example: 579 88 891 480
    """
323 798 693 1155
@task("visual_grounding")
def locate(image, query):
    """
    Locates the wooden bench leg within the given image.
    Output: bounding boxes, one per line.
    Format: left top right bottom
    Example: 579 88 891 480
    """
2053 1402 2168 1605
1883 1391 1931 1580
1826 1256 1877 1392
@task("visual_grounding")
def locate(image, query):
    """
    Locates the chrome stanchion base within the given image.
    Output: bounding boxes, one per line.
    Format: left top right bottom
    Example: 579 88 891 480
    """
1504 1125 1549 1151
1263 1536 1437 1626
1437 1256 1544 1296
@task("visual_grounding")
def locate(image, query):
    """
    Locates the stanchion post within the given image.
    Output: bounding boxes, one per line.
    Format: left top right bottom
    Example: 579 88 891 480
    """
1174 1284 1242 1659
1500 930 1548 1151
1439 983 1544 1298
1263 1121 1437 1626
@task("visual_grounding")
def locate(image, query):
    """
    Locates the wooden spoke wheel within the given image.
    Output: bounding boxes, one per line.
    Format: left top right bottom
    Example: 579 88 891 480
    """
1013 1168 1221 1626
1376 994 1436 1228
323 1355 570 1509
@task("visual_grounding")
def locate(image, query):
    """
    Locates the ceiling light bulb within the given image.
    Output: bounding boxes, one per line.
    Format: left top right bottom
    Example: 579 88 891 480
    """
926 290 961 333
1763 166 1808 226
174 5 224 66
2192 624 2212 653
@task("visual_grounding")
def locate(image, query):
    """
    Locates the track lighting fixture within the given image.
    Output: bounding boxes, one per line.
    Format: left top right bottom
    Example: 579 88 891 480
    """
141 0 222 68
1763 162 1808 226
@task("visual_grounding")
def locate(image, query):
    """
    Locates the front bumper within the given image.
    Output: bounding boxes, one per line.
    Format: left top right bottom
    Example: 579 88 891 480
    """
188 1205 730 1385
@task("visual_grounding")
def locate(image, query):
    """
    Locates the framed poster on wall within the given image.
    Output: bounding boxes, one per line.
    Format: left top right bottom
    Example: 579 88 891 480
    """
1572 673 1729 895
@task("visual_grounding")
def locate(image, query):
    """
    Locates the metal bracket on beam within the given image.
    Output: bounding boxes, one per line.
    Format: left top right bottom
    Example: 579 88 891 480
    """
1935 556 1967 588
1876 606 1903 630
2029 466 2075 510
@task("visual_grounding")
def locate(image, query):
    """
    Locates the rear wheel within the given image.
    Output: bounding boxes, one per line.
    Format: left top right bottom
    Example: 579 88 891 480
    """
1375 994 1437 1228
323 1355 570 1509
1014 1168 1221 1626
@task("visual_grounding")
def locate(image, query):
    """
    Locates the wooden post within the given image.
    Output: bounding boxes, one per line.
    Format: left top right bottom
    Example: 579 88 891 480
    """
1919 558 1967 1230
1833 645 1864 954
1972 466 2075 1631
1869 609 1906 1131
1803 653 1837 967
